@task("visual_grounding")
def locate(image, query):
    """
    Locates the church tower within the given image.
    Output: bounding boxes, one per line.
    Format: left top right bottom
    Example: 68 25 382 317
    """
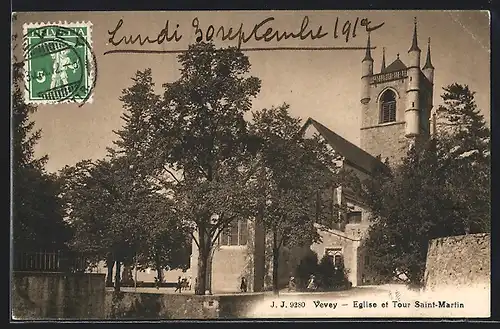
359 18 434 164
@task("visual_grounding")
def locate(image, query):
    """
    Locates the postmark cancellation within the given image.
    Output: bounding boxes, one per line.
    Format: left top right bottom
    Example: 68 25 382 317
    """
22 21 95 105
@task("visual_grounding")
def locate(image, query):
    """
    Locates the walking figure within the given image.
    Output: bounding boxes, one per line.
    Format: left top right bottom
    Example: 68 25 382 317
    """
240 277 248 293
306 274 317 291
174 276 182 293
288 276 296 292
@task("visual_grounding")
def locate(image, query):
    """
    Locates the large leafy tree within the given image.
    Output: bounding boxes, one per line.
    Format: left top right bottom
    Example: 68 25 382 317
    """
435 83 491 232
104 68 191 286
60 156 160 291
129 43 262 295
249 104 340 293
363 143 459 285
132 193 192 284
362 83 490 286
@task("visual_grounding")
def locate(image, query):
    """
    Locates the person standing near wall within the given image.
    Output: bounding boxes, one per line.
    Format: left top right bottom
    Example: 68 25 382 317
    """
288 276 296 292
174 276 182 293
240 277 248 293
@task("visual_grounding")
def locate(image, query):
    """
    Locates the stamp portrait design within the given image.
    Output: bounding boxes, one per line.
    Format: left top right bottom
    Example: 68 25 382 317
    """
22 22 96 104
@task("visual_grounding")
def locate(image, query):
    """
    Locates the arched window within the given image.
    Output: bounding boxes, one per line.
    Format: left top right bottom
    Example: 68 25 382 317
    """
380 90 397 123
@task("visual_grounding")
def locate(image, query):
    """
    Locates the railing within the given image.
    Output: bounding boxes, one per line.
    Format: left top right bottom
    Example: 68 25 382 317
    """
13 251 92 273
371 69 408 84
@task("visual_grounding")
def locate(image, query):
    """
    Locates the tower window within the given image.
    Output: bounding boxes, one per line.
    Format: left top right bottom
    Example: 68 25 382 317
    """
347 211 362 223
380 90 397 123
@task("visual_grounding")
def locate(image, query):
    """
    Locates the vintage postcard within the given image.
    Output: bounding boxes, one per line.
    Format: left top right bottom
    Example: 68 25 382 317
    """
11 10 491 320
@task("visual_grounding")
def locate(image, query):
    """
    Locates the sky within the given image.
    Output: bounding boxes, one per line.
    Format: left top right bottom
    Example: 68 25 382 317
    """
12 10 490 173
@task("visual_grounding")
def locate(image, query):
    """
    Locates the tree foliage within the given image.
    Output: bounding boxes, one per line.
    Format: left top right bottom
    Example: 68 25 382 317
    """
12 61 71 252
60 68 194 288
435 83 491 232
249 104 341 293
362 83 490 286
107 43 262 295
294 250 318 290
317 254 350 290
60 157 151 261
111 67 192 281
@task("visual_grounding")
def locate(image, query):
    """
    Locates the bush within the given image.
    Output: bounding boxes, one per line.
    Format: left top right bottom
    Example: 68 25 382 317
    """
294 251 351 291
317 255 350 291
294 250 319 290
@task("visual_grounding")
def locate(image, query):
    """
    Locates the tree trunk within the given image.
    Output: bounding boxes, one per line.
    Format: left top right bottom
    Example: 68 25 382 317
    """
114 260 121 293
195 225 210 295
155 253 163 284
272 230 280 295
206 249 215 294
105 254 114 287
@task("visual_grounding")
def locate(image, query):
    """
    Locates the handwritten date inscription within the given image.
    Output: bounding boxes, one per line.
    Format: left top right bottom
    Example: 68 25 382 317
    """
107 16 384 50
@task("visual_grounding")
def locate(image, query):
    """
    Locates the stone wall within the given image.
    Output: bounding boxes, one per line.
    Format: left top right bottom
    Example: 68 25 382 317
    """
218 293 266 318
360 70 432 164
424 233 490 291
360 122 407 163
105 291 265 319
12 271 268 320
190 218 266 293
360 78 409 163
12 272 106 319
190 236 248 293
362 80 408 128
211 246 248 292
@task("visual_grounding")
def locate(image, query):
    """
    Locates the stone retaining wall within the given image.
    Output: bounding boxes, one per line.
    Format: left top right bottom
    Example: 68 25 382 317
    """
105 291 265 319
12 271 271 319
424 233 490 290
12 271 106 319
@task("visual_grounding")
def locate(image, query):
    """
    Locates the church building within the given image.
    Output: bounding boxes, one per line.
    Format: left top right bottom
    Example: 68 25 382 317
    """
190 18 435 293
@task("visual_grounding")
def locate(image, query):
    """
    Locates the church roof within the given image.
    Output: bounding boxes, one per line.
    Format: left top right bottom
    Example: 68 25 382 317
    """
301 118 389 175
381 58 407 73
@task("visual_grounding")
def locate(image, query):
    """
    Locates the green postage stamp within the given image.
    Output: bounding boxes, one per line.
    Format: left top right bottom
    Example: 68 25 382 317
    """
22 21 95 104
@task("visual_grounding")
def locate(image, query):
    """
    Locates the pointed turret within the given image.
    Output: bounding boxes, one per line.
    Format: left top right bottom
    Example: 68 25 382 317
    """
423 38 434 69
361 33 373 104
408 17 421 53
405 17 421 138
407 17 421 69
381 47 386 72
363 32 373 62
423 37 435 84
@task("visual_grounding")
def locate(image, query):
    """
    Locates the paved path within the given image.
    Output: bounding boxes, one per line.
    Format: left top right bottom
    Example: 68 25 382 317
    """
111 284 401 296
